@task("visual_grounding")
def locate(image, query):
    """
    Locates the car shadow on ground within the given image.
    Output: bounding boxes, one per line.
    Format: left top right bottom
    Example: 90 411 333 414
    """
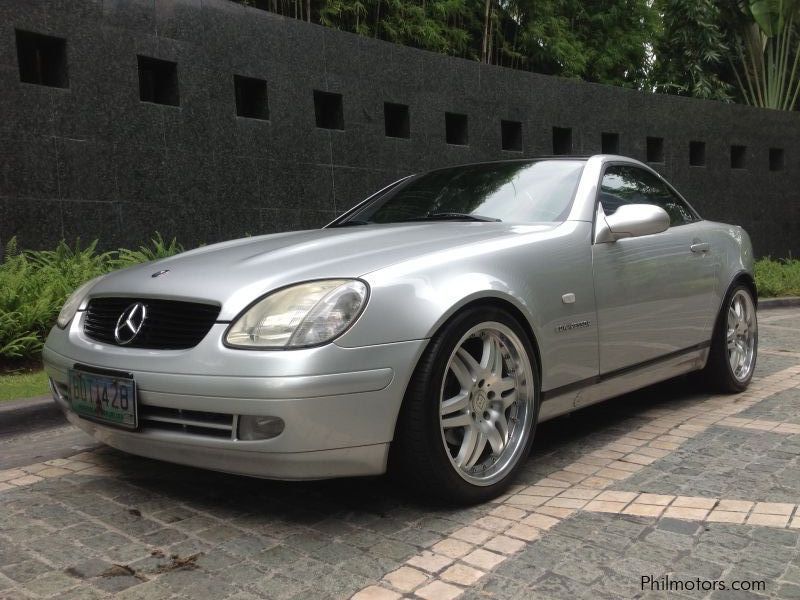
82 374 709 521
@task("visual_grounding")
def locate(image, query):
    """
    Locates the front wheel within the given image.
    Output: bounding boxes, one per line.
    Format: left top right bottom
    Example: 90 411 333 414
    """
703 284 758 393
391 306 539 504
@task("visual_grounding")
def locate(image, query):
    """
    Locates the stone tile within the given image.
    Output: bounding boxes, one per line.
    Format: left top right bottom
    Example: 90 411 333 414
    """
504 495 546 508
431 539 473 559
504 524 541 542
406 551 453 574
662 507 710 520
621 453 657 466
352 586 402 600
636 494 675 506
557 487 601 500
607 460 644 473
672 496 717 509
747 513 790 527
753 502 796 515
534 506 575 519
594 468 631 480
520 513 560 530
414 580 463 600
544 497 587 509
8 475 43 486
706 510 747 524
471 517 512 534
462 549 505 570
716 500 754 512
37 467 73 478
489 505 526 521
595 491 638 503
622 503 665 518
440 563 485 586
519 485 562 497
451 526 494 543
584 500 627 514
483 535 526 555
383 566 428 592
580 476 615 489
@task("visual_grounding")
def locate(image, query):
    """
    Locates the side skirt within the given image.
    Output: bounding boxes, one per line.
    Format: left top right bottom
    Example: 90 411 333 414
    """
538 342 711 422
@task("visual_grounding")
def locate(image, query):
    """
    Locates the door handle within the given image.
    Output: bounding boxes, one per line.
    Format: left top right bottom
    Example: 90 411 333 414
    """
690 242 710 254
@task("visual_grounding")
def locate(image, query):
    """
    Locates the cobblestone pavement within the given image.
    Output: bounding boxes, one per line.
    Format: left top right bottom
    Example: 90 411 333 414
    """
1 307 799 600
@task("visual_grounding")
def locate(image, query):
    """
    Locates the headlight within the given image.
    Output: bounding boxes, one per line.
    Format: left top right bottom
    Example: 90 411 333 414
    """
225 279 368 349
56 276 104 329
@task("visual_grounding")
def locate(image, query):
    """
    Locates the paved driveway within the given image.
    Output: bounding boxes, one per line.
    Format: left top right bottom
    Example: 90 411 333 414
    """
1 307 799 600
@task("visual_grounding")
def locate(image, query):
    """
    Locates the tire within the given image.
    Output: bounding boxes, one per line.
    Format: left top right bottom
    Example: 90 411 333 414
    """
390 305 540 505
703 284 758 393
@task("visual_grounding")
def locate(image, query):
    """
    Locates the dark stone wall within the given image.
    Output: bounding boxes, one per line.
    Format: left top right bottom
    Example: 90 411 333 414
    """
2 0 799 257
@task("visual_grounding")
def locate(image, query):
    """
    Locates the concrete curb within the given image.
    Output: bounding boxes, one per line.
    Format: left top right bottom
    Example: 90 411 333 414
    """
0 395 52 414
759 296 800 309
0 395 65 438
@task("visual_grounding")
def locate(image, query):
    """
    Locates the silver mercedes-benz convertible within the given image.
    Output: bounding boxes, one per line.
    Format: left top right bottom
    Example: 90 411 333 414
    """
44 155 757 503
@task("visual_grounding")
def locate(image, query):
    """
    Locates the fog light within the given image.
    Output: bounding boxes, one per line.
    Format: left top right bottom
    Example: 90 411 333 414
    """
237 415 285 440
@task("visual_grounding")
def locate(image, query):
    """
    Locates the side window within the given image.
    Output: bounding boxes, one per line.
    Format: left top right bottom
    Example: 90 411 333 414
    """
599 166 698 227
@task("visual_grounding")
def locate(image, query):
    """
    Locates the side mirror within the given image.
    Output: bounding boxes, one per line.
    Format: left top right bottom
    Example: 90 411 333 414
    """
604 204 670 240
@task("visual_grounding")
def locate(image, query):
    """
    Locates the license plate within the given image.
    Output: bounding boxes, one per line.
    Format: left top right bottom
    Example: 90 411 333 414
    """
68 367 138 429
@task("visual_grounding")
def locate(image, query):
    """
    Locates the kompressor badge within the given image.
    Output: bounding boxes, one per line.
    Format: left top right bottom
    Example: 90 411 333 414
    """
556 320 592 333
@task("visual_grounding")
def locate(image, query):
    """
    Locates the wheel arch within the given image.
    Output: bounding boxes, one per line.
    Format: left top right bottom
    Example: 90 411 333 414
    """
389 293 544 443
710 270 758 341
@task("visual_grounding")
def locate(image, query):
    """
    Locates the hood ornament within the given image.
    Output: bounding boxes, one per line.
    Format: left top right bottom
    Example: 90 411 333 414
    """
151 269 170 278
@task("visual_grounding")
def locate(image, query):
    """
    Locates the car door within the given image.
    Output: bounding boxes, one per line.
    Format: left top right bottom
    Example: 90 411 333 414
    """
591 164 717 375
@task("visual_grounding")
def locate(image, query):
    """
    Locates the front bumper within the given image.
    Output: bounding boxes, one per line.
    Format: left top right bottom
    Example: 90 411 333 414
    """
43 317 427 479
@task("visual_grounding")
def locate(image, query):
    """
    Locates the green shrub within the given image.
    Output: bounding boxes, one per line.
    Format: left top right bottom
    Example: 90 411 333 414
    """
755 257 800 298
0 234 183 364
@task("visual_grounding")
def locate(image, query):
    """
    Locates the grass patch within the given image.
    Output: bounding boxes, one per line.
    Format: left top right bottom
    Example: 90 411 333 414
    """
755 258 800 298
0 369 49 402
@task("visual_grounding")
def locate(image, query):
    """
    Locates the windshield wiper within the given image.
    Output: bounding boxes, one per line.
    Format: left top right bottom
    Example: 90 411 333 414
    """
330 219 372 227
402 212 502 223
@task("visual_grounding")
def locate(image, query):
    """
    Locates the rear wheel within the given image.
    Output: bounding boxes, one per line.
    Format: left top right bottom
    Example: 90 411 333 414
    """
703 284 757 393
391 306 539 504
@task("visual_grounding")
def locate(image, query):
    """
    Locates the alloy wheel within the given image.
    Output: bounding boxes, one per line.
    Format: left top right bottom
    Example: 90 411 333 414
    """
438 322 535 486
727 289 757 382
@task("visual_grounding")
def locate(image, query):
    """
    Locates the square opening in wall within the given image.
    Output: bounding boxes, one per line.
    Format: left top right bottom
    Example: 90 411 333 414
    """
16 30 69 88
314 90 344 130
601 132 619 154
552 127 572 155
647 137 664 163
689 141 706 166
384 103 410 138
234 75 269 120
138 56 179 106
501 120 523 152
770 148 785 171
731 145 747 169
445 112 468 145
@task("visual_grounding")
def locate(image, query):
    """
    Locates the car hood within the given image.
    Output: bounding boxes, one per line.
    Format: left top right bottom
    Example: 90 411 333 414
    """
87 222 557 320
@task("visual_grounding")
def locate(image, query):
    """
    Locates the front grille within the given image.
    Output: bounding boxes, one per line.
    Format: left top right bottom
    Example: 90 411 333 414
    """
83 297 220 350
140 406 234 439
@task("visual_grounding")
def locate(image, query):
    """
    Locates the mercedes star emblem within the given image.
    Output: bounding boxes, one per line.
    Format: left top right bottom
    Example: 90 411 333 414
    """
114 302 147 345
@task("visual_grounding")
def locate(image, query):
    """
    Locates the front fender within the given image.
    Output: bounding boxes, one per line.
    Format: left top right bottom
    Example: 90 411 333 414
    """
336 221 599 392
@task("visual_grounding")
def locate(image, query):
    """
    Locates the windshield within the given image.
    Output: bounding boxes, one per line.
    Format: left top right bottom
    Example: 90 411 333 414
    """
336 160 585 225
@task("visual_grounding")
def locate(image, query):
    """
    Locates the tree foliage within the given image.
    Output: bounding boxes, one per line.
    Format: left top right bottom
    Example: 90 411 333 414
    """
242 0 660 89
650 0 733 101
732 0 800 110
239 0 800 108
